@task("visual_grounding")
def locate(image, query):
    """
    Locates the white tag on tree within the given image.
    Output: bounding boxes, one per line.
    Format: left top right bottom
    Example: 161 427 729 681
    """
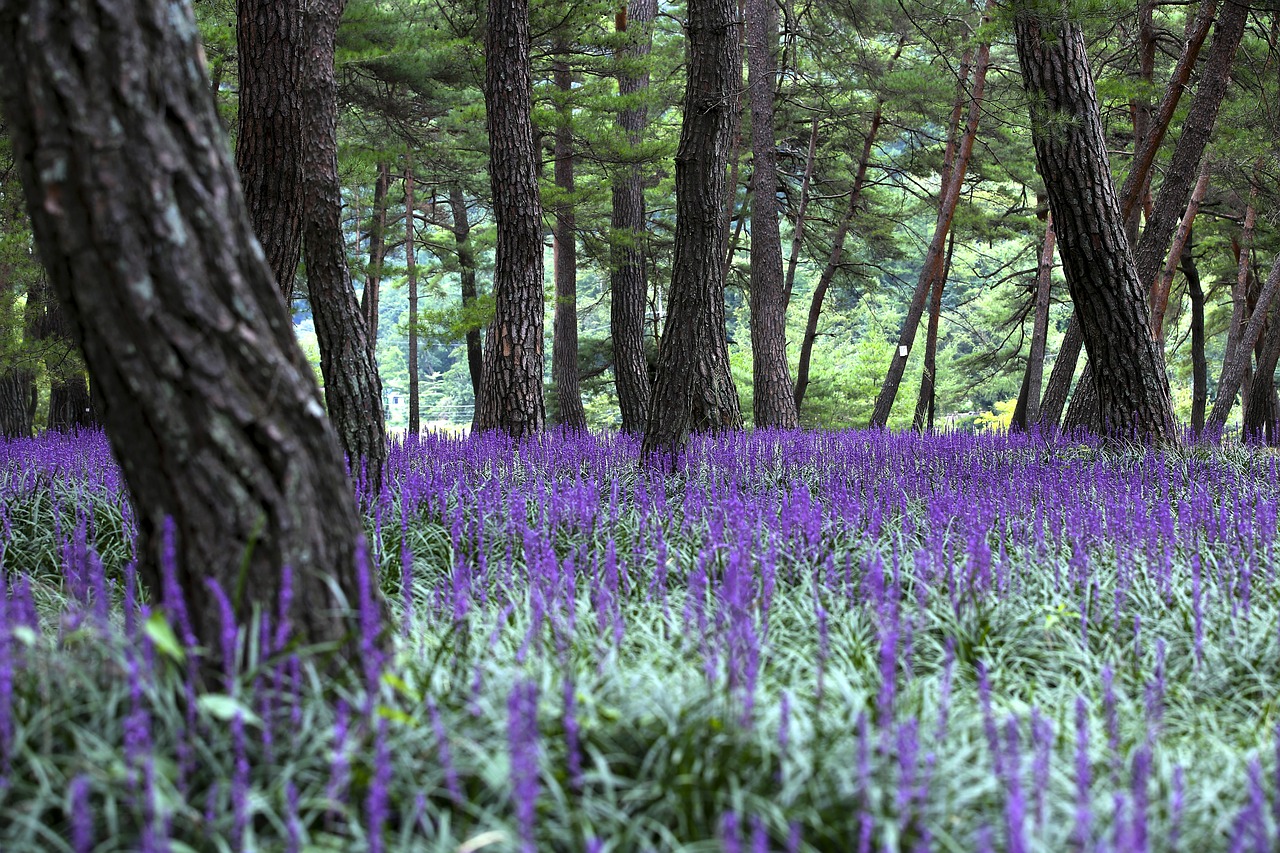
899 345 909 357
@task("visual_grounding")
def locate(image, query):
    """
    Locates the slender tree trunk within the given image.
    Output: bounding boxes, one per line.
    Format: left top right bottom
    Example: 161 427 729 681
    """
477 0 546 437
641 0 744 456
912 230 955 432
1219 177 1259 418
302 0 387 486
0 0 370 665
1208 254 1280 435
1183 238 1207 433
746 0 797 429
1011 214 1056 432
719 0 747 274
869 12 990 429
235 0 306 301
610 0 657 434
723 174 751 281
551 46 587 431
34 274 97 431
1014 2 1177 443
1124 0 1157 245
405 162 420 435
793 39 905 415
1038 315 1083 430
1150 166 1210 339
1245 303 1280 443
783 117 820 305
360 160 390 363
448 184 484 428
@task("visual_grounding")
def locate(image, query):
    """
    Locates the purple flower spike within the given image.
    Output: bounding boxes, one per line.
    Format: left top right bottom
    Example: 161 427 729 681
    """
507 680 540 853
720 811 742 853
69 775 93 853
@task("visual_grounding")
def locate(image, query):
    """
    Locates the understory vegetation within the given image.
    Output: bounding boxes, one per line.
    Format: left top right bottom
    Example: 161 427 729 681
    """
1 428 1279 851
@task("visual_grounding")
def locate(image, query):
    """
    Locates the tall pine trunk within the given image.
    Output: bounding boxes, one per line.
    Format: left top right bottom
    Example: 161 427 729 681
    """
405 162 420 435
301 0 387 486
610 0 657 434
448 184 484 429
912 230 955 432
235 0 306 301
0 0 370 666
1014 1 1177 443
869 15 990 429
745 0 797 428
477 0 546 437
1011 214 1056 432
641 0 743 456
782 118 820 304
360 160 390 363
1184 240 1208 433
551 46 587 430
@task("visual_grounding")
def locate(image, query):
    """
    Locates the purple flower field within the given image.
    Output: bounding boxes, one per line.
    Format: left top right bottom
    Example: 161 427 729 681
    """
1 428 1279 851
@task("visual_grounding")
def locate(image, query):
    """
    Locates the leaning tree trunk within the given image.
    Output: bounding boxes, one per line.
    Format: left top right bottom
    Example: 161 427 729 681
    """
448 184 484 429
1014 1 1177 443
477 0 545 438
1183 240 1208 433
1207 254 1280 436
912 230 955 432
1038 314 1083 431
869 15 990 429
0 0 370 666
551 44 587 431
746 0 798 429
610 0 658 434
302 0 387 487
782 117 820 305
641 0 744 456
235 0 306 301
1011 214 1056 432
1150 166 1210 339
360 159 390 363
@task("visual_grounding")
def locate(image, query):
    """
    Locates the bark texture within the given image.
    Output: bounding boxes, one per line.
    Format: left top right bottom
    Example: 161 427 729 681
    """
448 184 484 429
0 0 368 664
551 47 587 431
746 0 798 429
1015 3 1177 443
235 0 306 301
610 0 658 434
641 0 744 456
477 0 545 438
302 0 387 485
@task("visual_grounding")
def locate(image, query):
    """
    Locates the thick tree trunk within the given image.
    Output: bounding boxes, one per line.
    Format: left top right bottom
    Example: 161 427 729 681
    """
477 0 546 438
610 0 657 434
746 0 798 429
0 0 369 664
551 47 587 431
48 373 94 432
783 118 820 305
1011 215 1056 432
302 0 387 486
1014 3 1177 443
912 230 955 432
36 276 97 431
1183 239 1207 433
0 370 35 439
869 16 990 429
235 0 306 301
793 39 905 415
1209 254 1280 436
448 184 484 429
1244 307 1280 443
360 160 390 363
641 0 744 456
405 163 420 435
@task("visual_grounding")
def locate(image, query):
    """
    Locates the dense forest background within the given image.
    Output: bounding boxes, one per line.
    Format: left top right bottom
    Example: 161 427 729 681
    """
2 0 1277 435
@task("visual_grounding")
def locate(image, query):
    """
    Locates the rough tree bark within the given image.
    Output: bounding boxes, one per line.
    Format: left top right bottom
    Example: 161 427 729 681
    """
235 0 306 301
476 0 545 438
1014 1 1177 443
641 0 744 456
405 162 420 435
793 39 905 415
301 0 387 485
869 14 990 429
551 44 587 431
1011 214 1056 432
0 0 370 663
360 159 390 363
746 0 798 429
448 184 483 429
611 0 658 434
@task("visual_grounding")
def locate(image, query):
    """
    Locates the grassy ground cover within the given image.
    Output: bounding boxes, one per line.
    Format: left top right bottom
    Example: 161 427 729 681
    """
0 428 1278 851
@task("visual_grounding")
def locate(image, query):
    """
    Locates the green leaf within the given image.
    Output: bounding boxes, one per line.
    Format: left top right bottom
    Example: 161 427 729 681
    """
197 694 261 728
144 611 185 664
